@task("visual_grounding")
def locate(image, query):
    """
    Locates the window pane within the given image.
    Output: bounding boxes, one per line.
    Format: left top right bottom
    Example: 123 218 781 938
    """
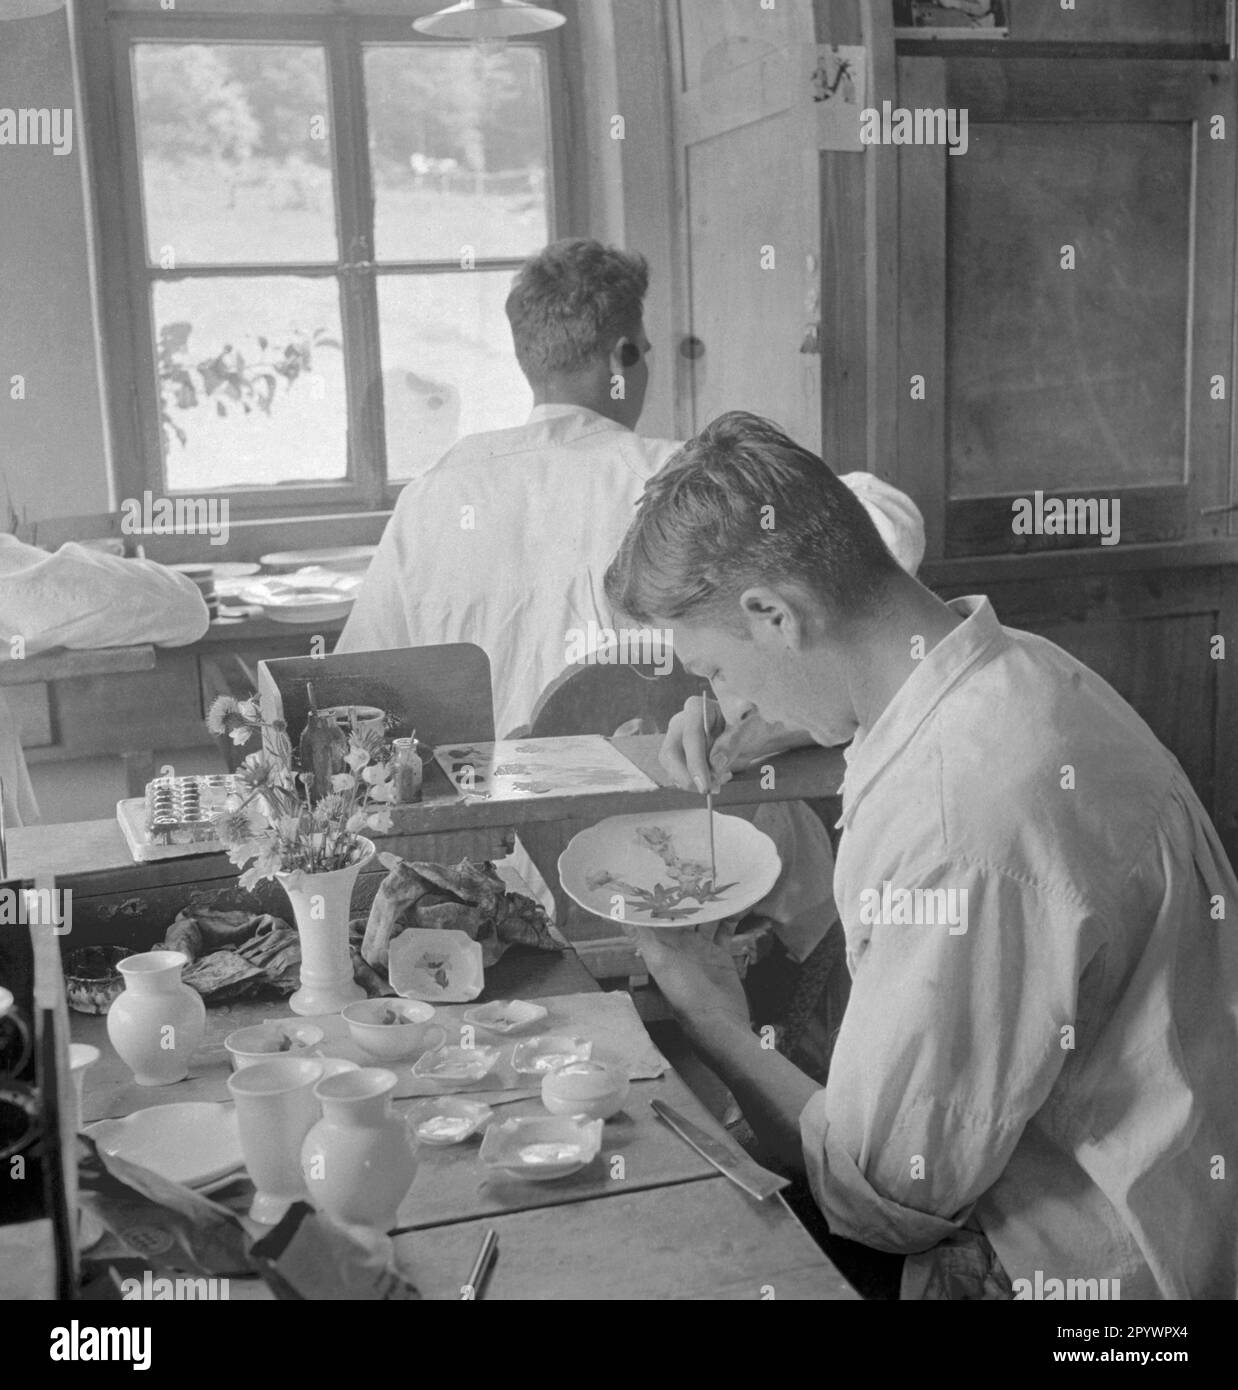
365 44 550 262
377 271 532 479
133 43 337 265
154 277 347 492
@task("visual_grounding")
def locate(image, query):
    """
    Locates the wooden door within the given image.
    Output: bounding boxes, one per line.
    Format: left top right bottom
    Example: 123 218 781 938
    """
666 0 823 450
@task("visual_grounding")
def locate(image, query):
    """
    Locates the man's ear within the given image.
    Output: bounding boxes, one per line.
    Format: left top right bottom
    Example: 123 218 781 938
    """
740 586 805 648
613 338 640 369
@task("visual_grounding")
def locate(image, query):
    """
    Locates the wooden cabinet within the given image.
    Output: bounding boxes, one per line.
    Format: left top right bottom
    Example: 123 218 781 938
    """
646 0 1238 863
1005 1 1230 49
879 9 1238 863
894 57 1236 559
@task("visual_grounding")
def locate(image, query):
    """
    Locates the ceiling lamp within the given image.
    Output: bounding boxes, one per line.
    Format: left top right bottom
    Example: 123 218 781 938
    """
413 1 565 46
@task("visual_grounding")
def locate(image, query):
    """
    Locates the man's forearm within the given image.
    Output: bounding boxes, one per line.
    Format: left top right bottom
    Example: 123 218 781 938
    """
680 1013 822 1174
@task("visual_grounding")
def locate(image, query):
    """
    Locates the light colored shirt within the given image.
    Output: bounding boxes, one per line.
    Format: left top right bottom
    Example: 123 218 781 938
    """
339 404 679 739
0 536 211 826
339 405 925 956
800 595 1238 1298
341 404 927 738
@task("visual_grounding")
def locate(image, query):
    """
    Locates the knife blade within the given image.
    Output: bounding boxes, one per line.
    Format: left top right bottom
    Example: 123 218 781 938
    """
651 1099 790 1201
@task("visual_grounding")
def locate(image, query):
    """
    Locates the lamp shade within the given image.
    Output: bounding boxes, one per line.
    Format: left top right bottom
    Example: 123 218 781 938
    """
413 0 565 40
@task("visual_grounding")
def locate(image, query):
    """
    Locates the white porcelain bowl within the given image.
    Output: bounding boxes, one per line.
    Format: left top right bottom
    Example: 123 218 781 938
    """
341 999 446 1061
224 1022 325 1072
541 1059 630 1121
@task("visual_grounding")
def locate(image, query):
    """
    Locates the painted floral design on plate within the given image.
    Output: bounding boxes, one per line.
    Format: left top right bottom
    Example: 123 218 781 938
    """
586 824 737 922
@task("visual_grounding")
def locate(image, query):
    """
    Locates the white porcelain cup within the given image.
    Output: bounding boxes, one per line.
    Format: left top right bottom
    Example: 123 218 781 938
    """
227 1056 336 1225
341 999 446 1061
68 1043 101 1132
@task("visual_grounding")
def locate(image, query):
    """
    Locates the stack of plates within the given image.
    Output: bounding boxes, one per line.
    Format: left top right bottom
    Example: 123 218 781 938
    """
84 1102 244 1193
238 568 364 625
258 546 377 575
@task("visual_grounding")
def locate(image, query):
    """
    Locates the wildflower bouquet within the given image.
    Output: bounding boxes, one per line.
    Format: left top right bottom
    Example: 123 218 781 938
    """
205 695 396 891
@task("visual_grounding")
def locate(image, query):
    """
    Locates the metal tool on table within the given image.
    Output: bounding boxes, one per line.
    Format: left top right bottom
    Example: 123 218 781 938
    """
702 694 716 884
651 1099 790 1202
460 1227 498 1300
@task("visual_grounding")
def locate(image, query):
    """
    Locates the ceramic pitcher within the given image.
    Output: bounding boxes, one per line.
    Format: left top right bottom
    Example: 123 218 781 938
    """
301 1067 417 1234
106 950 205 1086
278 837 374 1016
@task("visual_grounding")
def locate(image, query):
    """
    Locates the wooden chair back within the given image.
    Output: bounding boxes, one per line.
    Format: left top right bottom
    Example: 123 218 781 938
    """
528 657 703 739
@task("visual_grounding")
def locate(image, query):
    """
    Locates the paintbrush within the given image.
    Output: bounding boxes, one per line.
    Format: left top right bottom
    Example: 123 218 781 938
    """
702 695 716 886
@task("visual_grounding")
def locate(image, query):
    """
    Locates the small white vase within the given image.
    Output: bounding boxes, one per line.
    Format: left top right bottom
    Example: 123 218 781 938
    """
301 1067 417 1236
106 950 205 1086
228 1056 328 1226
278 837 375 1017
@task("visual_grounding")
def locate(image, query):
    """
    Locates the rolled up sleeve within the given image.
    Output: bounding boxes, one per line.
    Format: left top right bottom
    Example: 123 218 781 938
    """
799 860 1097 1254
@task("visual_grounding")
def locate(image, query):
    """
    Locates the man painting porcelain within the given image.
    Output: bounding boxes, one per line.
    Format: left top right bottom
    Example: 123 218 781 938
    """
341 239 926 1072
604 410 1238 1300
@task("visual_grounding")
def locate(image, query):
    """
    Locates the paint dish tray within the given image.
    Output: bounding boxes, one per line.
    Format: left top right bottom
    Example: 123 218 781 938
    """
143 775 239 844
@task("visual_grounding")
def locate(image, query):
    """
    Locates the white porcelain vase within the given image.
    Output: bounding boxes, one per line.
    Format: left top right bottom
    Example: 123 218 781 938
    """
106 950 205 1086
301 1067 417 1235
278 837 374 1017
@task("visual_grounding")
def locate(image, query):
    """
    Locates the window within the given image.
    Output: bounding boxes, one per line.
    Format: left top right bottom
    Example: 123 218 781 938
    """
86 7 563 517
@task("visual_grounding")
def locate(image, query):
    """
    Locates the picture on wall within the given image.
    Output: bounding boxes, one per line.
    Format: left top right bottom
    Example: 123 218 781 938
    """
893 0 1010 36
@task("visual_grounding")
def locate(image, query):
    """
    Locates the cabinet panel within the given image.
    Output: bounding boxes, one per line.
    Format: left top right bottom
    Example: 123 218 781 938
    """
934 567 1232 860
1023 611 1218 805
897 58 1236 559
1010 0 1229 46
948 121 1191 498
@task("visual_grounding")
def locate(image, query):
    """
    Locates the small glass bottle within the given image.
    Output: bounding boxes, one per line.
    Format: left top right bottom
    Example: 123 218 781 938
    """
390 736 423 805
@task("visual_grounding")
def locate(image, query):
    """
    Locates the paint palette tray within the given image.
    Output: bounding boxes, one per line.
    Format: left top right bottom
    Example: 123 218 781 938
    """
143 775 239 844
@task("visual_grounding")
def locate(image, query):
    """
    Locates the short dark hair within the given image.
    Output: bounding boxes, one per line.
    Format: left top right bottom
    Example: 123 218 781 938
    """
605 411 902 628
506 238 649 381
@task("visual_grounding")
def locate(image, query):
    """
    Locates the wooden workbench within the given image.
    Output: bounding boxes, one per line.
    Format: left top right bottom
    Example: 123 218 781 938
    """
71 941 858 1301
7 736 845 985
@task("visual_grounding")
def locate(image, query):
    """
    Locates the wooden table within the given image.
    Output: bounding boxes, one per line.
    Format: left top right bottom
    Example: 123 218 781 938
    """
72 945 857 1301
10 613 347 799
9 736 845 986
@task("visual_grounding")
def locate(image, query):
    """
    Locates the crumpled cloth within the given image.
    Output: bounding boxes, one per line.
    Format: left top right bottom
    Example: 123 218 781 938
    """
362 853 558 970
162 906 301 1002
77 1134 254 1278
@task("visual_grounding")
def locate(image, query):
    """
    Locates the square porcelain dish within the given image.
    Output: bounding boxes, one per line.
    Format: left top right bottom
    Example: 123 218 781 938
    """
410 1043 501 1084
479 1115 604 1182
510 1033 593 1076
461 999 549 1035
408 1097 494 1146
389 928 485 1003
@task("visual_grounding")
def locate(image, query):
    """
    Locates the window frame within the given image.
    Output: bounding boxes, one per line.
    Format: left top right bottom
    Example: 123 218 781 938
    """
81 5 570 521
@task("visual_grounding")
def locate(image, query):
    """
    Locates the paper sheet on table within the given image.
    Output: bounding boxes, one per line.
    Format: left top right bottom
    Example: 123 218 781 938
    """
265 991 668 1102
433 735 657 804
